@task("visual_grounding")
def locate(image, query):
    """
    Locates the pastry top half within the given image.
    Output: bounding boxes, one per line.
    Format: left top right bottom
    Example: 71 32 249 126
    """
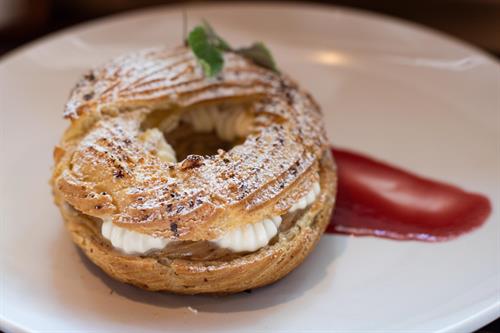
52 46 329 245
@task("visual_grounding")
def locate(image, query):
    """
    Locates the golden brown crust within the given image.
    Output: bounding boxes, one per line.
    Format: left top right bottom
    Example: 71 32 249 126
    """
51 47 330 241
51 45 337 293
59 153 336 294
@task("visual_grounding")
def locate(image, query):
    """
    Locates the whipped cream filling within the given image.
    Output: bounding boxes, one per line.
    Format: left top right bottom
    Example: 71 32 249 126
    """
289 182 321 213
182 104 253 141
139 128 177 163
101 218 170 255
101 181 321 255
214 216 282 252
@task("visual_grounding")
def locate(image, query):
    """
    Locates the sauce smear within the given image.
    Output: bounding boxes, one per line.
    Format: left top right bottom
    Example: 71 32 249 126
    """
327 148 491 241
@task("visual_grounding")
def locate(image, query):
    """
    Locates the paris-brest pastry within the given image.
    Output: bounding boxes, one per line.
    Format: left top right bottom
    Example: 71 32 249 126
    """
51 41 336 294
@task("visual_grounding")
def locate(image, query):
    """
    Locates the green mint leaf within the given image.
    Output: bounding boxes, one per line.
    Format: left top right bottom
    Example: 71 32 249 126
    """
187 22 279 77
235 42 278 72
188 26 224 77
202 20 232 51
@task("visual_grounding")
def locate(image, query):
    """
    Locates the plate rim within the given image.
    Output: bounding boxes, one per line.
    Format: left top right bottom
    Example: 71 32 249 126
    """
0 2 499 332
0 1 499 68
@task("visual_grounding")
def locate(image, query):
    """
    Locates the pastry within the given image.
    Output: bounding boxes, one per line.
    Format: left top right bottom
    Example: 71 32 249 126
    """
51 45 337 294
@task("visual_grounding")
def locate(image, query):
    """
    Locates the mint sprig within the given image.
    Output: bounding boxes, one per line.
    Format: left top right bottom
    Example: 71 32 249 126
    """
236 42 277 72
187 22 278 77
202 20 231 52
187 26 224 77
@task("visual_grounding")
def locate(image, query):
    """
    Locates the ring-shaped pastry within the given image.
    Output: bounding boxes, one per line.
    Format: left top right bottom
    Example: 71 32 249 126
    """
51 47 337 294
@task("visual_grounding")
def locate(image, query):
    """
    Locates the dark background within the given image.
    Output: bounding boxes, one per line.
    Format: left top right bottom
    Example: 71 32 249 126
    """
0 0 498 332
1 0 500 57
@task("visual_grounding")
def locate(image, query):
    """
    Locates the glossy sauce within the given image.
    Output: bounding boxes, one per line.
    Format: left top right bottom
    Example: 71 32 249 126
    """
327 148 491 241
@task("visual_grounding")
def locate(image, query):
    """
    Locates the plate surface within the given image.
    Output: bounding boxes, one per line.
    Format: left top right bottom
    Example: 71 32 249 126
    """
1 3 499 332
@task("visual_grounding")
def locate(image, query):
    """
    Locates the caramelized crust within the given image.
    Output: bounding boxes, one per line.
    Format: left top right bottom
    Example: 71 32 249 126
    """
52 47 330 242
51 46 337 293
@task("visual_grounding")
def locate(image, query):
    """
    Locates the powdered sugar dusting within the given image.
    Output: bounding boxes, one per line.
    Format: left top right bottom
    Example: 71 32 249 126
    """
55 46 329 241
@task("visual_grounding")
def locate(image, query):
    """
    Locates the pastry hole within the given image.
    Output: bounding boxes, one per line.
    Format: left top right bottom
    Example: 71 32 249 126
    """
165 124 235 160
141 101 258 161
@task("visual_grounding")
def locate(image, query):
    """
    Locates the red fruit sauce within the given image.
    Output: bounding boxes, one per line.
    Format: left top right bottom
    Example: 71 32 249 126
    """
327 148 491 241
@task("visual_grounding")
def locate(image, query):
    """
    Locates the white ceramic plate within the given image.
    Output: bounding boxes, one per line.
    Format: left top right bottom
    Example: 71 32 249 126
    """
1 3 499 332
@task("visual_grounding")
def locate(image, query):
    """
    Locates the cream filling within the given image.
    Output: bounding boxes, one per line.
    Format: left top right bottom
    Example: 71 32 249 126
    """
101 182 321 255
139 128 177 162
214 216 282 252
289 182 321 213
181 104 253 141
101 218 170 255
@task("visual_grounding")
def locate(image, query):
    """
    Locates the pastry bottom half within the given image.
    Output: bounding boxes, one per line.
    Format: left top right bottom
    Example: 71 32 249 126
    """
58 152 336 294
